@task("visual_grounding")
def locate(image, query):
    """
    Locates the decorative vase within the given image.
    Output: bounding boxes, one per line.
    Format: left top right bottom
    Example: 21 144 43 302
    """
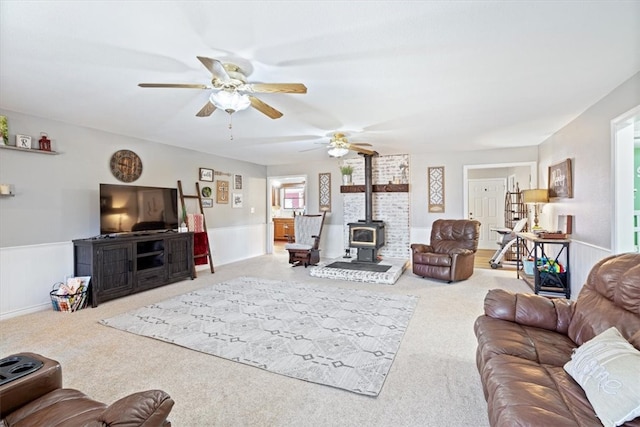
342 174 352 185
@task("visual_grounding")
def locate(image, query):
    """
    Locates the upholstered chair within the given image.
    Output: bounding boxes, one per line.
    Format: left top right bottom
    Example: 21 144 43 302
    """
284 212 326 267
411 219 481 282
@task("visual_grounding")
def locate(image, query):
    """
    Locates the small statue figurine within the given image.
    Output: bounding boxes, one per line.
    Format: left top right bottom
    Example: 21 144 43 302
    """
38 132 51 151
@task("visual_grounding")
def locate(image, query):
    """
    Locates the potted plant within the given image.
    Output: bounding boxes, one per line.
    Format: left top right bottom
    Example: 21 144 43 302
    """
340 165 353 185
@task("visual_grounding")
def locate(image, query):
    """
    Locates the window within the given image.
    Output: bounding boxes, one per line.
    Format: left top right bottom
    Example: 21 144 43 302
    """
283 186 305 209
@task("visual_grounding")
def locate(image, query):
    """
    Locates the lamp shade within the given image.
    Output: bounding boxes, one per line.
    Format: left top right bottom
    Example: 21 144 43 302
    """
522 189 549 204
328 147 349 158
209 90 251 114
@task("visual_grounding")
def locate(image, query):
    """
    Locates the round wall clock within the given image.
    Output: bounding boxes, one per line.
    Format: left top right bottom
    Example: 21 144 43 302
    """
110 149 142 182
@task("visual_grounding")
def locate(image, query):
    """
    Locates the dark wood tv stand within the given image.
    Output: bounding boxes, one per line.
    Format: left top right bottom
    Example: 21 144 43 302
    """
73 232 195 307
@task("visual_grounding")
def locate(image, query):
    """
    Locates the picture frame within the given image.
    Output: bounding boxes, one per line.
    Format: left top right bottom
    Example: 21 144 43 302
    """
232 193 243 208
216 180 229 204
428 166 445 213
558 215 573 234
234 174 243 190
201 198 213 208
548 158 573 199
319 172 331 212
199 168 214 182
201 186 212 198
16 134 32 149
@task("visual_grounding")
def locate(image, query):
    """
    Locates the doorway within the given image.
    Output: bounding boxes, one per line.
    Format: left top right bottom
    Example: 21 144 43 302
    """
266 174 307 254
463 162 537 249
612 105 640 253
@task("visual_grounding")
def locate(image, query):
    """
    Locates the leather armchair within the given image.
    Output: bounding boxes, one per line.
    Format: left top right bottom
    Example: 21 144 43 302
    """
0 352 174 426
411 219 481 282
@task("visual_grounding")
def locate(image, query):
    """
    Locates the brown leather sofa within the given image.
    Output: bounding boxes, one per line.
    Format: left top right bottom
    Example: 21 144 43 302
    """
0 352 174 426
411 219 480 282
474 253 640 426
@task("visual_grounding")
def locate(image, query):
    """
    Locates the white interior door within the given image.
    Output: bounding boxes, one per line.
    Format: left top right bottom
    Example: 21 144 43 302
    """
468 179 506 250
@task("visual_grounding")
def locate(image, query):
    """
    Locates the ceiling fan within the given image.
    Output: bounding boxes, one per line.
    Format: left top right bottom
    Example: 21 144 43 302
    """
303 132 377 157
138 56 307 119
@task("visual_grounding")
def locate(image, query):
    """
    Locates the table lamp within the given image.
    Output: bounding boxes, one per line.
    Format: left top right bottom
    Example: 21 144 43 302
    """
522 189 549 229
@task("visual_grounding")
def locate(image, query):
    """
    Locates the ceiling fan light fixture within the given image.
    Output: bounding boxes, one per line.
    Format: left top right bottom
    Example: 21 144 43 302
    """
328 147 349 158
209 90 251 114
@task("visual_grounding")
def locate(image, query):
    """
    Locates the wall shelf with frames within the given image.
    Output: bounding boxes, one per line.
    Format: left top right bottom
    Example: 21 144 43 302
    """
0 145 59 155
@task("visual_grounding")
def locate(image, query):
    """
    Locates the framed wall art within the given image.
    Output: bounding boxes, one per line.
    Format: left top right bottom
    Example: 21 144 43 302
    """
199 168 214 182
201 198 213 208
428 166 445 212
234 174 243 190
548 158 573 199
216 180 229 204
232 193 243 208
319 172 331 212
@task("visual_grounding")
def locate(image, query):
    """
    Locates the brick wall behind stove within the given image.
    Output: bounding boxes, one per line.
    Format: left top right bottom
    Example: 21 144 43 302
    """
343 154 410 259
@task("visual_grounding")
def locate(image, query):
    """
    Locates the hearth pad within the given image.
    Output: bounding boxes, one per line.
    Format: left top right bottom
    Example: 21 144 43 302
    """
326 262 391 273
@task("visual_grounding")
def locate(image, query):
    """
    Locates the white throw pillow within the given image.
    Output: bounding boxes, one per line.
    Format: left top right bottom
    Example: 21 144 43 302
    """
564 327 640 427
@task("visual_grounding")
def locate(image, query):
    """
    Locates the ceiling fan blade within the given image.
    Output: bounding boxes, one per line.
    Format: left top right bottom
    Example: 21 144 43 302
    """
249 96 283 119
138 83 209 89
352 142 373 147
195 101 216 117
347 144 378 156
248 83 307 94
197 56 232 83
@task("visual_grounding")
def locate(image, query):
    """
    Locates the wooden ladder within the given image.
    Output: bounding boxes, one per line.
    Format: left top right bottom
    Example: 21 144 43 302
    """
177 180 215 275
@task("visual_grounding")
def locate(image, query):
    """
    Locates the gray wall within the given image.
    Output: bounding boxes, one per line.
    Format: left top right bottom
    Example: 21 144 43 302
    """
538 72 640 250
0 110 267 248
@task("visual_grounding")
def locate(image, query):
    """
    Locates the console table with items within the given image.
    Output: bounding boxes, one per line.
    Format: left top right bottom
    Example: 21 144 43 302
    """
515 232 571 299
73 232 194 308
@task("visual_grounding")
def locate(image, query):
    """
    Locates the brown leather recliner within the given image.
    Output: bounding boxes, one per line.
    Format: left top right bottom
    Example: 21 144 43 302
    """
411 219 481 282
0 352 174 426
474 253 640 426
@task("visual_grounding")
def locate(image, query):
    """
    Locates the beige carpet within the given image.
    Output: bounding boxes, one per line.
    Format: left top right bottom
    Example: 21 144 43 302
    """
0 250 531 426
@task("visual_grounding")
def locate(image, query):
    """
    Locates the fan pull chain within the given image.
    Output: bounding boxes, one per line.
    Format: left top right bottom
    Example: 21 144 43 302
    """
228 115 234 141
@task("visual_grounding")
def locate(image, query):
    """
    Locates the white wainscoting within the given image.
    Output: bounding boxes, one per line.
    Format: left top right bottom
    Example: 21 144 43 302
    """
569 240 611 299
198 224 267 270
0 242 75 320
2 225 269 320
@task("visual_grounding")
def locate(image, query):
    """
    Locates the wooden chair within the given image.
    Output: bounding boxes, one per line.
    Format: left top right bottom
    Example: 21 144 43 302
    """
284 212 326 267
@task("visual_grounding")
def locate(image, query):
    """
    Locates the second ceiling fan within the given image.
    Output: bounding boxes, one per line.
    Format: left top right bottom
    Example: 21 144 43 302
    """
138 56 307 119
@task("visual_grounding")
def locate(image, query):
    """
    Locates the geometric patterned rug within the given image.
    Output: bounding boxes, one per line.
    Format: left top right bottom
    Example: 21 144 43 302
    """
100 276 418 396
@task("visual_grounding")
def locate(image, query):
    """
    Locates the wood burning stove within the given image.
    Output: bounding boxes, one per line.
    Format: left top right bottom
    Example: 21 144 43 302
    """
348 154 385 263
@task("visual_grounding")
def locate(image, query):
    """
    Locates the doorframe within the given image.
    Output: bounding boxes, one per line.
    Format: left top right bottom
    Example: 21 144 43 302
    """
611 104 640 253
463 162 538 226
266 174 308 254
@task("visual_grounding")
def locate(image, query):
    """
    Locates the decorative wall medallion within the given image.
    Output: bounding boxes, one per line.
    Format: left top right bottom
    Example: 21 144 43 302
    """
216 180 229 204
110 149 142 182
319 172 331 212
428 166 445 212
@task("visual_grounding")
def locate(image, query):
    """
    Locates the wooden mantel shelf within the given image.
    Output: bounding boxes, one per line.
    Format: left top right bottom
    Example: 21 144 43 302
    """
340 184 409 193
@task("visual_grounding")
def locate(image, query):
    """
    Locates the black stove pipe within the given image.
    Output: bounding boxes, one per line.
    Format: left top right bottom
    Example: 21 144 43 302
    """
364 154 373 223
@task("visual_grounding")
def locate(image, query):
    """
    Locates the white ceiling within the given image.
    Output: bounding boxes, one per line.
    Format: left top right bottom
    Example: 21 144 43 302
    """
1 1 638 166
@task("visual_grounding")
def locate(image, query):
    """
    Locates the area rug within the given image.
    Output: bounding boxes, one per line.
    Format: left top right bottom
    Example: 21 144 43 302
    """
310 258 409 285
100 276 418 396
325 261 391 273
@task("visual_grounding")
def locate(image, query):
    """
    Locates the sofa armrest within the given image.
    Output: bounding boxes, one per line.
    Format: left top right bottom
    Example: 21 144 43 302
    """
94 389 174 427
483 289 574 334
411 243 433 253
450 248 473 256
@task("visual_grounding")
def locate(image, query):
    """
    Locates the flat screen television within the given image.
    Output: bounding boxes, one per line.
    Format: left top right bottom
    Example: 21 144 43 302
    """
99 184 179 235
